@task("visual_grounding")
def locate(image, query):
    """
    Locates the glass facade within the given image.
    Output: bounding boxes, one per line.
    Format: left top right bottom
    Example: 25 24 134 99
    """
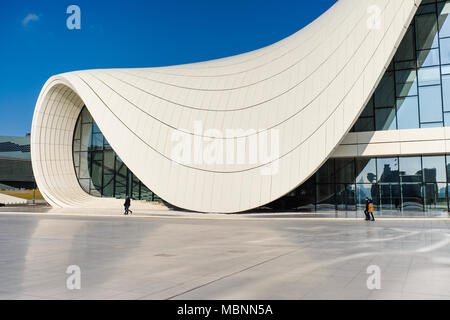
73 107 160 202
352 0 450 132
265 156 450 214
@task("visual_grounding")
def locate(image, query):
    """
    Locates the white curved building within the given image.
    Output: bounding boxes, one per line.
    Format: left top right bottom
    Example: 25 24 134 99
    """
31 0 450 213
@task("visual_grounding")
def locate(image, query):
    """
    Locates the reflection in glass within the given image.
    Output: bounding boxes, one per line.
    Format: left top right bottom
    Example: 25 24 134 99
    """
356 158 377 184
395 69 417 97
377 158 399 183
316 159 334 183
336 184 356 211
335 158 355 184
375 108 397 131
352 1 450 133
442 74 450 112
399 157 422 182
422 156 446 183
438 2 450 38
401 183 424 211
316 184 335 211
419 85 443 123
397 97 419 129
374 73 395 108
415 13 438 50
424 183 447 211
417 48 440 67
440 37 450 64
356 184 377 211
418 66 441 86
379 184 401 211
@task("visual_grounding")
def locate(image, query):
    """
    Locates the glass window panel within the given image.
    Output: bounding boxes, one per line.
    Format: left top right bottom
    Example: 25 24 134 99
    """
397 96 420 129
140 184 154 202
104 137 111 150
316 184 335 211
354 117 374 132
78 179 91 193
103 175 114 198
442 64 450 75
90 153 103 194
419 85 443 122
92 122 101 134
418 66 441 86
438 2 450 38
103 150 115 175
294 178 316 211
316 159 334 183
335 158 355 184
417 48 440 67
80 107 93 124
442 74 450 112
447 156 450 182
440 37 450 64
115 158 127 199
377 158 399 183
422 155 447 182
89 180 101 197
74 118 81 140
361 98 374 117
445 112 450 126
379 183 401 211
132 174 140 200
356 158 377 184
415 13 439 50
90 133 103 151
374 73 395 108
396 60 417 70
395 25 416 61
375 108 397 130
417 3 436 15
399 157 423 182
336 184 356 211
396 69 418 97
73 151 80 168
356 184 378 211
79 151 90 179
80 123 92 151
401 183 424 211
424 183 448 211
73 139 81 152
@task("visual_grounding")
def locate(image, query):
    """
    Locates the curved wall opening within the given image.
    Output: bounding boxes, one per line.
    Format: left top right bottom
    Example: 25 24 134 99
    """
72 106 161 202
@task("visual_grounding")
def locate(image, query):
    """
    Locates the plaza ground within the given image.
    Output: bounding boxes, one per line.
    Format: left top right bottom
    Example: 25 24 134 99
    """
0 208 449 300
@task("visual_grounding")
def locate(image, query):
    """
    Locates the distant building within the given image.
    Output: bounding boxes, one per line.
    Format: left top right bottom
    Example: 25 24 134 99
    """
0 136 35 189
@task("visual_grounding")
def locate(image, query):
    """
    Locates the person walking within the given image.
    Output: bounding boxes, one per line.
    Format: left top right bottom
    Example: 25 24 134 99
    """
364 197 370 221
124 197 132 215
368 198 375 221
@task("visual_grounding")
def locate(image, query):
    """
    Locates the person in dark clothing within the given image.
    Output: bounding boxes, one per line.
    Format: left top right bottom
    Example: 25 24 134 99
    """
364 197 370 221
124 197 132 215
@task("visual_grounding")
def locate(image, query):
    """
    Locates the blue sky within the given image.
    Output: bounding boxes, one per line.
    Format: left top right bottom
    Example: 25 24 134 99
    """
0 0 337 136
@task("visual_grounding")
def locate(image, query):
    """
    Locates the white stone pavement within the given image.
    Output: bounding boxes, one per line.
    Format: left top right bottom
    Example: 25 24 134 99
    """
0 209 449 300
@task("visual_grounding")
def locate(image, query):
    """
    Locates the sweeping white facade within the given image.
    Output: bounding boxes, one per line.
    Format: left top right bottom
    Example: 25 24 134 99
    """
32 0 438 213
